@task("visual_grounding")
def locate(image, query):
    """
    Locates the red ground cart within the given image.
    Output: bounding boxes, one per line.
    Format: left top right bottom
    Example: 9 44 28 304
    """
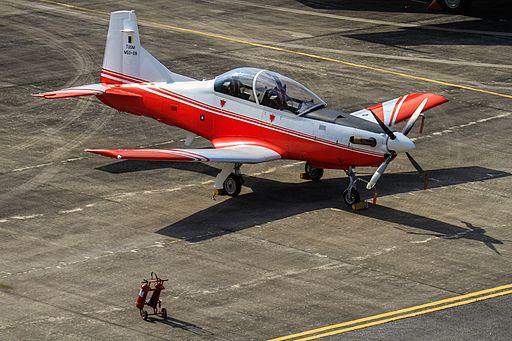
135 272 168 320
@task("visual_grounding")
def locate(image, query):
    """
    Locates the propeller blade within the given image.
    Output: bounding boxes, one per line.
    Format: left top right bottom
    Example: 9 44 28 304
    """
402 98 428 136
366 154 393 190
405 152 424 174
369 109 396 140
406 152 429 189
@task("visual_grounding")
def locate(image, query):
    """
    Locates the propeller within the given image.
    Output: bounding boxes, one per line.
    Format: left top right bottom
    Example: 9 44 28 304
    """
366 98 429 190
366 153 394 190
405 152 424 174
368 109 396 140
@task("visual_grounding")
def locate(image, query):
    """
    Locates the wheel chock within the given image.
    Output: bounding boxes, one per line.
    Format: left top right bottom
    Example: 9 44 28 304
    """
351 201 368 211
300 172 310 180
212 188 226 200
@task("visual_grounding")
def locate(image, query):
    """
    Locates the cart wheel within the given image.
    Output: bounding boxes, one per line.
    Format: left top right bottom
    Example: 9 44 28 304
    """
161 308 167 320
142 310 148 321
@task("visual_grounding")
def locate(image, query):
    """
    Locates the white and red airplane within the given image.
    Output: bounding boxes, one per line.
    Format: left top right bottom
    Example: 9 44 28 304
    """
34 10 448 206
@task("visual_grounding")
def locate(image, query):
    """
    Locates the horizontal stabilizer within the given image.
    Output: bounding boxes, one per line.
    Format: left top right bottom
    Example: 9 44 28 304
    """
351 93 448 127
32 84 106 99
33 83 142 99
86 145 281 164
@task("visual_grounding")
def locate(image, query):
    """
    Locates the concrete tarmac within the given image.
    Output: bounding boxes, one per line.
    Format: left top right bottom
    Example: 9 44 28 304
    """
1 0 511 340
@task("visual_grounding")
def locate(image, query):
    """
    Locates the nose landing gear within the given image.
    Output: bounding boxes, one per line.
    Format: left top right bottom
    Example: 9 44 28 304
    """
343 166 361 207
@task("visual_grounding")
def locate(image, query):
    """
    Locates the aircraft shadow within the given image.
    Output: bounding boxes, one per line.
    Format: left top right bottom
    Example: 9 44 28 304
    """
346 21 512 47
125 162 509 252
296 0 512 20
362 207 504 254
97 160 219 177
296 0 512 46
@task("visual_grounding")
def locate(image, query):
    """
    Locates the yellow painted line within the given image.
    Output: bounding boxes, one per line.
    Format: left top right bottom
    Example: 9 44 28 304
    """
269 284 512 341
38 0 512 101
295 289 512 341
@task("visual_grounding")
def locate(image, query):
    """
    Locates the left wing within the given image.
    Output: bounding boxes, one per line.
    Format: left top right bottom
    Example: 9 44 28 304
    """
85 145 281 163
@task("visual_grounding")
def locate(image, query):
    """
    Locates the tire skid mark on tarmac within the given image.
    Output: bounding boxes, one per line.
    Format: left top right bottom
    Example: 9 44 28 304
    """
3 9 95 115
0 106 113 200
0 12 114 197
5 16 96 152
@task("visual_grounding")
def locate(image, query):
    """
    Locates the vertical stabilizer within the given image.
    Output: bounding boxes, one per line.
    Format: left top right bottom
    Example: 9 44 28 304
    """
101 10 192 84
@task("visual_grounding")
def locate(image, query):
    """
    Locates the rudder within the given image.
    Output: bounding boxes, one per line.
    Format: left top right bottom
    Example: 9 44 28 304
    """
101 10 192 84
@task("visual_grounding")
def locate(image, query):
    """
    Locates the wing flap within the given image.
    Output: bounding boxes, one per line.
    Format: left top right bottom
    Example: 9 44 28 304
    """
85 145 281 164
351 93 448 127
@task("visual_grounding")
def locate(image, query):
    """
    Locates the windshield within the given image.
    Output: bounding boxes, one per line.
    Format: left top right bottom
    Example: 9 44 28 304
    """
254 71 325 115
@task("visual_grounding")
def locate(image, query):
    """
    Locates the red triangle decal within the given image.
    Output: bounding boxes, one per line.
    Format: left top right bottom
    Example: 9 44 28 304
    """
220 99 226 108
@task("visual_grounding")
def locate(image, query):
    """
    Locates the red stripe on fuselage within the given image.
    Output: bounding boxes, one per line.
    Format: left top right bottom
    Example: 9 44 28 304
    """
148 86 384 158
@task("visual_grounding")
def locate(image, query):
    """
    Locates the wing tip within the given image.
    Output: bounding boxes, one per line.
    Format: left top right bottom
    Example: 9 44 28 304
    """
426 93 449 105
85 149 121 159
409 92 448 106
32 92 54 98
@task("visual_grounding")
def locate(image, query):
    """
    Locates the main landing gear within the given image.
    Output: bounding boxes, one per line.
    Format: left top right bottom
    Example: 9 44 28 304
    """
213 163 243 198
303 162 324 181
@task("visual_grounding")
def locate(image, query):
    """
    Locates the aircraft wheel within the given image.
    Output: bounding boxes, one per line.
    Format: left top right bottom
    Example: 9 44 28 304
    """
343 188 360 207
305 162 324 181
161 308 167 320
223 174 242 197
438 0 471 13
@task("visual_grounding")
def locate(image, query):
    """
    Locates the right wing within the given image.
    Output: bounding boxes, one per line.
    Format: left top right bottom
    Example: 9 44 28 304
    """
85 145 281 164
350 93 448 127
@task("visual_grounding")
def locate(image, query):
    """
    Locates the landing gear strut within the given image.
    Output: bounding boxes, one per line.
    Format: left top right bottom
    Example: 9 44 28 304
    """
213 163 243 198
343 166 361 207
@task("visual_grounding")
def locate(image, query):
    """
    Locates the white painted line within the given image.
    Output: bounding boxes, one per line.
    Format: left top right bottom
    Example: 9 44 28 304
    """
9 214 44 220
58 207 83 214
411 112 511 141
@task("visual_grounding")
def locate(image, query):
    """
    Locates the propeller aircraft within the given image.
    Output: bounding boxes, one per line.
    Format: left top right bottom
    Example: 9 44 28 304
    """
34 10 448 207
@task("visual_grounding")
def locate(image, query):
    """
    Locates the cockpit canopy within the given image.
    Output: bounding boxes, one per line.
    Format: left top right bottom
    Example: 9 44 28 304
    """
214 67 326 115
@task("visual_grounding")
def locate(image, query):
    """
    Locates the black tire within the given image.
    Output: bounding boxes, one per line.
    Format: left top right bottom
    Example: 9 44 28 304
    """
305 162 324 181
343 188 360 207
142 310 148 321
223 174 242 197
438 0 471 13
161 308 167 320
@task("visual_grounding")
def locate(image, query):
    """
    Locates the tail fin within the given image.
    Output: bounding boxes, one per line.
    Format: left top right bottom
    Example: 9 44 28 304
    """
101 10 193 84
